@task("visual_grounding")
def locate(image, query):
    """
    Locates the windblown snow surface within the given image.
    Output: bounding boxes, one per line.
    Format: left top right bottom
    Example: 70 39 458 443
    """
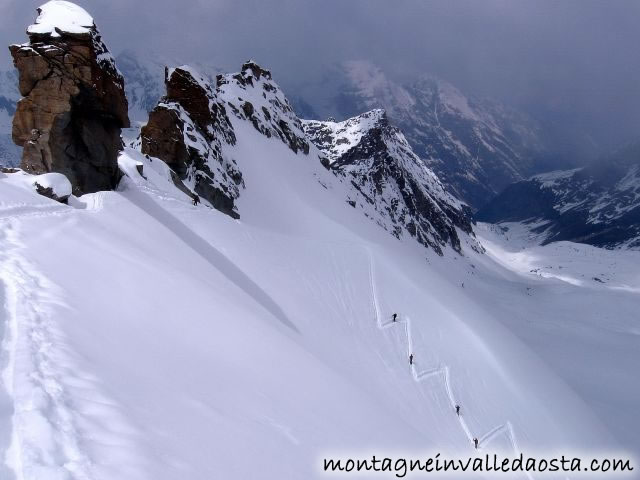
0 118 638 479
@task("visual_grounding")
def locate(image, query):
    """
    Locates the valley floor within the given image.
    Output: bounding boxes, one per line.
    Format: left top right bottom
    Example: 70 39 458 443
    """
475 223 640 455
0 141 638 479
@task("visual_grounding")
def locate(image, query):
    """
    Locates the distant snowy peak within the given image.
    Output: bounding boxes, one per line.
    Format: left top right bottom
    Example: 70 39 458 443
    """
476 144 640 249
298 60 545 208
0 70 21 167
117 51 168 126
347 67 483 123
397 71 543 208
411 74 488 124
301 109 387 165
341 60 415 118
303 109 478 255
217 61 310 155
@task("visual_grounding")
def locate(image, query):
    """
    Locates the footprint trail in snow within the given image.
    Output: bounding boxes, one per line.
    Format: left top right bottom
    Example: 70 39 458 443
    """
368 248 536 480
0 217 146 480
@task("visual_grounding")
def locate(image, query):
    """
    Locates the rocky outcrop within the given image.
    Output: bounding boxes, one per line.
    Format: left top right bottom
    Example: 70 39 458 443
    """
303 110 479 255
9 1 129 195
141 66 243 218
139 60 311 219
217 61 310 155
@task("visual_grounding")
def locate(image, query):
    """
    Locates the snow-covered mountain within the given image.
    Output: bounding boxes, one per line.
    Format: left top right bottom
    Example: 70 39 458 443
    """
139 61 475 255
217 61 310 156
2 69 637 478
139 61 310 220
0 70 21 167
294 60 547 209
1 3 639 479
303 109 477 255
0 55 551 201
476 142 640 249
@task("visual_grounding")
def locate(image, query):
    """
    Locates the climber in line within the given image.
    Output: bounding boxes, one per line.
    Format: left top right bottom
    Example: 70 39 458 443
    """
392 313 398 322
455 405 460 416
409 353 414 366
473 438 479 449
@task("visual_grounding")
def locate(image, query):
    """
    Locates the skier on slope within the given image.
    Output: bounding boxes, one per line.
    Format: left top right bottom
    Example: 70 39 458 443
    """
473 438 479 449
392 313 398 322
409 353 414 365
192 195 200 206
455 405 460 416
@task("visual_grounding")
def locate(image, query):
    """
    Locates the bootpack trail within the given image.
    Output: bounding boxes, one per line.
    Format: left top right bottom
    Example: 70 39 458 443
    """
367 247 536 480
0 215 145 480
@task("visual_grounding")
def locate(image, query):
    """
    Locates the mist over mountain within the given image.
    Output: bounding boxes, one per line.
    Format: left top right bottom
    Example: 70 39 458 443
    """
111 54 591 208
477 142 640 249
2 0 638 157
0 70 20 166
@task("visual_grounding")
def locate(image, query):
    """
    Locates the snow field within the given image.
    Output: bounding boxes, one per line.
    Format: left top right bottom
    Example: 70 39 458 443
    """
0 109 632 479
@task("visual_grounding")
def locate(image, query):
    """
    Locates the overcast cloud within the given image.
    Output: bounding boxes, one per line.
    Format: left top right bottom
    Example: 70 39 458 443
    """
2 0 639 152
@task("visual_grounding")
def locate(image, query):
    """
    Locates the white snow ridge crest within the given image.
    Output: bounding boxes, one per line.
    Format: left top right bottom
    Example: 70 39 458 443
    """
0 218 146 480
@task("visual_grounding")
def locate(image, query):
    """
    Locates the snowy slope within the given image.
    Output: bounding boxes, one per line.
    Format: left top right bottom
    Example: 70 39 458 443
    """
474 222 640 455
0 4 636 477
0 97 633 479
477 143 640 249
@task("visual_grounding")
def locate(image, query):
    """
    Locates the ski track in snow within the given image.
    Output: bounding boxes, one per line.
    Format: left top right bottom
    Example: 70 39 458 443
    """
0 216 144 480
367 248 536 480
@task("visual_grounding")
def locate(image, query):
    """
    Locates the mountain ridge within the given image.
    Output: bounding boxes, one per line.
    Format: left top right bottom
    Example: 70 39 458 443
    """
476 142 640 249
303 109 478 255
292 60 549 209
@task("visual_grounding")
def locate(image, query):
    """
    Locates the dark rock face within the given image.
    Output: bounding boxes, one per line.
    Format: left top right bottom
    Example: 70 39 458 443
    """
141 66 243 219
476 143 640 249
9 3 129 195
304 110 479 255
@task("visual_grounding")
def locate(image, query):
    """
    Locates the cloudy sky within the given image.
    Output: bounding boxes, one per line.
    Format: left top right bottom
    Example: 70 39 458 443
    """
2 0 639 152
